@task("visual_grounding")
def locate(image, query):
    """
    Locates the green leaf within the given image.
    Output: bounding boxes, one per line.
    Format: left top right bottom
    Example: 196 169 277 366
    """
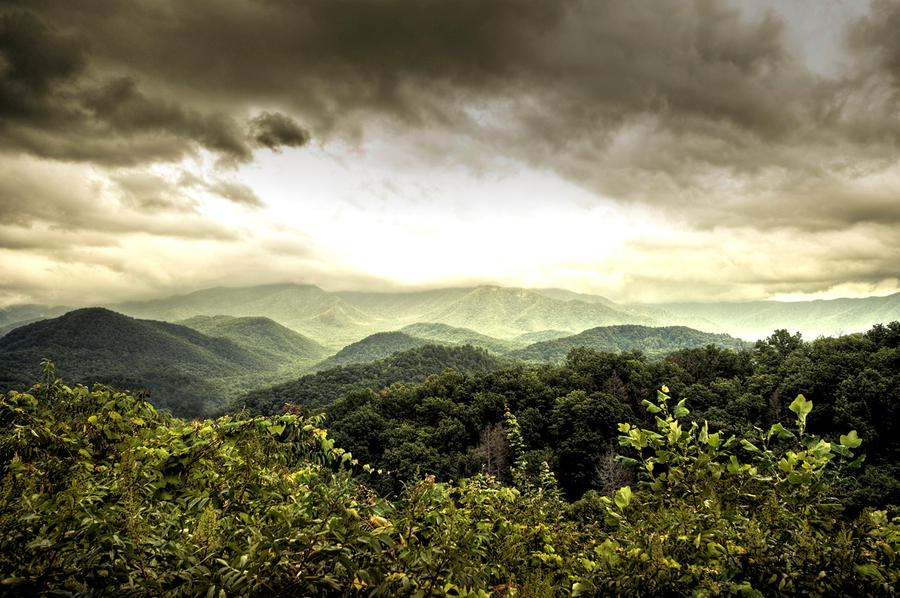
788 394 812 425
673 399 690 419
641 399 661 414
740 439 760 453
840 430 862 449
614 485 632 510
767 422 794 440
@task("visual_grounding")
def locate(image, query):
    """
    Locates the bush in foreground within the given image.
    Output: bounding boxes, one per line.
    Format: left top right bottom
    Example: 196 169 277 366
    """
0 366 897 596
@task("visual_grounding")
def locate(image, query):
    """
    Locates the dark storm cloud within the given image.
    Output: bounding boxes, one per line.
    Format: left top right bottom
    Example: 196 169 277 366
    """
3 0 900 237
0 9 310 166
846 0 900 81
249 112 310 151
82 77 252 162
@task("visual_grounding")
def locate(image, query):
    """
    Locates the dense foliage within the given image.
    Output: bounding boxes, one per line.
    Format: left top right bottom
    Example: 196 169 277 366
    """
1 364 897 596
229 344 510 416
322 324 900 511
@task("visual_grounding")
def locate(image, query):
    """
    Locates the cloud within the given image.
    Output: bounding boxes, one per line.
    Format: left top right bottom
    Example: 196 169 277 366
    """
0 157 241 243
14 0 894 232
2 0 900 305
82 77 252 163
249 112 310 151
0 10 309 167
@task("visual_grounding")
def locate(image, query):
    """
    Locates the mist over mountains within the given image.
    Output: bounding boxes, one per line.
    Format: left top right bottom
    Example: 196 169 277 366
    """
3 283 896 346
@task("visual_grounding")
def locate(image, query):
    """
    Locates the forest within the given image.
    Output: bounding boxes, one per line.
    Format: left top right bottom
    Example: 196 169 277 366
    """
1 324 899 595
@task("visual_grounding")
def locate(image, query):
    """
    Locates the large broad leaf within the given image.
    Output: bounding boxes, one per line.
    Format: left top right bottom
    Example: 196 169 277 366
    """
840 430 862 449
788 394 813 426
641 399 661 414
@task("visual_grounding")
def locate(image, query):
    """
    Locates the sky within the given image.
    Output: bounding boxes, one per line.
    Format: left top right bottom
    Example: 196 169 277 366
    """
1 0 900 307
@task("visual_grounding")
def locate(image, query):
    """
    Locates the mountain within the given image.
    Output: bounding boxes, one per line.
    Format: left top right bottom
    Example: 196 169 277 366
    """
112 284 383 349
423 286 656 338
657 293 900 340
179 315 329 372
313 331 433 370
111 284 674 347
229 344 510 415
511 330 572 344
399 322 519 354
532 288 617 306
0 304 73 337
0 308 290 417
10 283 898 348
336 287 475 320
508 325 745 362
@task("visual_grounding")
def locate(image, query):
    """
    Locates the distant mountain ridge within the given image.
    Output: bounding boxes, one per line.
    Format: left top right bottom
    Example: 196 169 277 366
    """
508 325 745 362
102 283 681 347
399 322 519 354
657 293 900 340
229 344 510 416
178 315 329 372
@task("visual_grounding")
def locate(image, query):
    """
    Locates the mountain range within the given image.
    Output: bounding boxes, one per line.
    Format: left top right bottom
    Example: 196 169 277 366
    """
6 284 898 349
3 283 900 419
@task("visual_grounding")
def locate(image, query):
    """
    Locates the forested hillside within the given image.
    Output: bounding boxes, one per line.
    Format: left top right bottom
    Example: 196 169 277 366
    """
324 323 900 511
313 331 434 370
508 325 745 362
229 344 510 416
179 314 329 373
399 322 519 354
0 309 300 417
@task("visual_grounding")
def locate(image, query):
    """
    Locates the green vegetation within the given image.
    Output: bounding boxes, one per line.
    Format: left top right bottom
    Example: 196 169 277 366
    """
179 315 329 374
508 325 744 362
2 360 897 596
323 324 900 511
229 344 511 416
180 315 328 361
